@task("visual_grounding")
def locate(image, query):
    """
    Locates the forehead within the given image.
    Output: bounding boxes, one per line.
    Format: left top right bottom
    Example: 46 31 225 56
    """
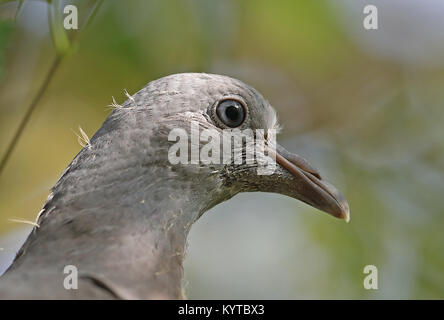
143 73 261 100
129 73 278 130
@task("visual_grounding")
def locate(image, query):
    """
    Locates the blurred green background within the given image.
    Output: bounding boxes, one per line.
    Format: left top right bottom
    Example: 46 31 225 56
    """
0 0 443 299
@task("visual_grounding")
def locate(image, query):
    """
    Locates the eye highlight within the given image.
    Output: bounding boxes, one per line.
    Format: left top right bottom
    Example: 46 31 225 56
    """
215 99 246 128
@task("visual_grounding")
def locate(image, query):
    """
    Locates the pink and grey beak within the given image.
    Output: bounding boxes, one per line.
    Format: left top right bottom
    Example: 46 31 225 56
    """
272 144 350 222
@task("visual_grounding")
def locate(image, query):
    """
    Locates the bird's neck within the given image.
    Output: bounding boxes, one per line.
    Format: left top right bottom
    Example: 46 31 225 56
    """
8 147 226 299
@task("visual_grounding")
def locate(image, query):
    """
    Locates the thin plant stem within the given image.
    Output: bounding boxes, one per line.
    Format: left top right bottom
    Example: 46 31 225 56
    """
0 54 61 177
0 0 103 179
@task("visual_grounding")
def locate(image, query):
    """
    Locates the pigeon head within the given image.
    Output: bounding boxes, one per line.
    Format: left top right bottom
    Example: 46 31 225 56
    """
85 73 349 222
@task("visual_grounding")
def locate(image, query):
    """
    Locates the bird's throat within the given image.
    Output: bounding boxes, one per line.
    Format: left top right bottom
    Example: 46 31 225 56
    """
6 168 210 299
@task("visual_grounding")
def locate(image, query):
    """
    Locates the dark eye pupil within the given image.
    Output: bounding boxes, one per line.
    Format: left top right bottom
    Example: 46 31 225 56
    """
225 105 240 121
215 99 245 127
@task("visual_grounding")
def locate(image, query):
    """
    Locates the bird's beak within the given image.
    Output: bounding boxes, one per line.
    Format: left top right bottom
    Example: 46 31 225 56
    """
270 144 350 222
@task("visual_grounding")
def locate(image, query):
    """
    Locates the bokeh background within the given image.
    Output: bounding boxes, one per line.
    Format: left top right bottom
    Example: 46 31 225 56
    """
0 0 443 299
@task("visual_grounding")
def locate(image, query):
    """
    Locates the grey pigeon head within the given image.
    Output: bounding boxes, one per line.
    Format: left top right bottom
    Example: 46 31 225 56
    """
75 72 349 220
0 73 349 299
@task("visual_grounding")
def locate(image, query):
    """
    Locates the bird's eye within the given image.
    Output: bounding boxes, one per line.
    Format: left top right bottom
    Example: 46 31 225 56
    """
215 99 246 128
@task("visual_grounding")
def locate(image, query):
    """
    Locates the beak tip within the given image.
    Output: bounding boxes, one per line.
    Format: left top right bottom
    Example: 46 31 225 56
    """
339 203 350 223
342 211 351 223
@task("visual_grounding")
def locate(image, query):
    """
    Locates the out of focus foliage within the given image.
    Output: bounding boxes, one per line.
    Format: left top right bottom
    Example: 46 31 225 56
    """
0 21 13 78
0 0 443 298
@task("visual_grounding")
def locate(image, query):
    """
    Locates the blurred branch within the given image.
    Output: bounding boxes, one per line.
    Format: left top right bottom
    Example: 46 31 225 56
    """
14 0 24 20
0 0 103 179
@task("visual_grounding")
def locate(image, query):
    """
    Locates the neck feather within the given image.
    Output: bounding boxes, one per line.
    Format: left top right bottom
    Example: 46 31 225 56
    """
7 134 225 299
